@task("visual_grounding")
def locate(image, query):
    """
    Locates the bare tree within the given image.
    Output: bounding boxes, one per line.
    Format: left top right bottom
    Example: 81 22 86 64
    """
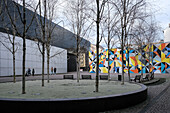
34 0 47 87
103 1 119 80
46 0 58 83
112 0 147 84
34 0 66 84
0 30 20 83
3 0 39 94
144 18 160 76
94 0 108 92
0 4 20 83
131 17 160 79
125 31 134 82
130 20 146 78
64 0 93 82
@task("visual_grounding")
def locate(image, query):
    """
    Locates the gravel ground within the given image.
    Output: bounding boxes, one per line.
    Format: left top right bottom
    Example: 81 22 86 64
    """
0 80 141 99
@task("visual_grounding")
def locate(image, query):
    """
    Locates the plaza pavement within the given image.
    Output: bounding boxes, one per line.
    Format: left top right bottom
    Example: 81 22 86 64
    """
0 72 170 113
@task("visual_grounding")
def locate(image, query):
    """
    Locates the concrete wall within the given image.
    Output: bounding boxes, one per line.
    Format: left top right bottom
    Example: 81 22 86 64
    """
0 32 67 76
164 27 170 43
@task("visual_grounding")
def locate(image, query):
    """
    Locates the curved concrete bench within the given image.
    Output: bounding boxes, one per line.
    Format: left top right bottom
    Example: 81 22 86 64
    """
0 83 147 112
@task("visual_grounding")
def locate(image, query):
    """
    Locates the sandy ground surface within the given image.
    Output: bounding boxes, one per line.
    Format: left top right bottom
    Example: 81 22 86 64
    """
0 80 141 99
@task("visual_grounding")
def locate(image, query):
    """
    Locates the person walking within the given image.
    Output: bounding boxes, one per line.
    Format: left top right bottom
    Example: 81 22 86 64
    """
32 68 35 76
51 67 53 75
54 67 57 74
28 68 31 76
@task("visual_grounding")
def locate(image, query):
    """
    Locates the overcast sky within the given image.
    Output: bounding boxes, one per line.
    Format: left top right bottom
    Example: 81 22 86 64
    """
59 0 170 47
23 0 170 47
153 0 170 29
91 0 170 47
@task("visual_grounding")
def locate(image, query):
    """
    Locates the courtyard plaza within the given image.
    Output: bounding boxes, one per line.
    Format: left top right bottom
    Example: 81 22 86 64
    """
0 72 170 113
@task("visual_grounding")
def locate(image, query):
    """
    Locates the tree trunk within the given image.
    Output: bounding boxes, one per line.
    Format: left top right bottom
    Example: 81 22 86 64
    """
22 38 26 94
107 3 110 81
47 46 50 83
121 20 124 85
13 50 16 83
151 44 154 75
108 48 110 81
148 43 151 76
12 7 16 83
121 41 124 85
12 32 16 83
76 35 80 83
95 0 99 92
140 47 143 79
42 43 45 87
22 0 26 94
121 0 127 85
76 56 80 83
42 0 46 87
127 46 130 82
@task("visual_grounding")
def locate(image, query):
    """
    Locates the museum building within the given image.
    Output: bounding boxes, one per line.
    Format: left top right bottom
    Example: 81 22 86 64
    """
0 0 90 76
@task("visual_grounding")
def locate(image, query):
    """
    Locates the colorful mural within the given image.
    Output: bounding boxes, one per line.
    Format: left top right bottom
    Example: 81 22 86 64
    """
89 43 170 73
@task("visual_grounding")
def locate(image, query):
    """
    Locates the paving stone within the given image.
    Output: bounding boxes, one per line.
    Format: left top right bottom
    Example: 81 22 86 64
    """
0 72 170 113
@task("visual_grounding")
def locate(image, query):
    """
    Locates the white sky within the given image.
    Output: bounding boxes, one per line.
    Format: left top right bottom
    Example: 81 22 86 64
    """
89 0 170 47
23 0 170 47
59 0 170 47
152 0 170 29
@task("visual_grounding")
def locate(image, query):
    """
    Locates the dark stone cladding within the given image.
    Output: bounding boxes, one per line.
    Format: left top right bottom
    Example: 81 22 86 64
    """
0 83 147 113
0 0 90 71
0 0 90 51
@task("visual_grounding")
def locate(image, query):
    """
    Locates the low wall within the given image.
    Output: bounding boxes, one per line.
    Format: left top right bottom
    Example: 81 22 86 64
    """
0 83 147 112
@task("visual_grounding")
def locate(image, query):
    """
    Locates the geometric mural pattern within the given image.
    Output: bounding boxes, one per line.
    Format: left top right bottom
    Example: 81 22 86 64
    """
89 43 170 73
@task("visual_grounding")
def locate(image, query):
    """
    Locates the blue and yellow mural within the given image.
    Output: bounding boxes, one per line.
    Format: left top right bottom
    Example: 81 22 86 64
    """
89 43 170 73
